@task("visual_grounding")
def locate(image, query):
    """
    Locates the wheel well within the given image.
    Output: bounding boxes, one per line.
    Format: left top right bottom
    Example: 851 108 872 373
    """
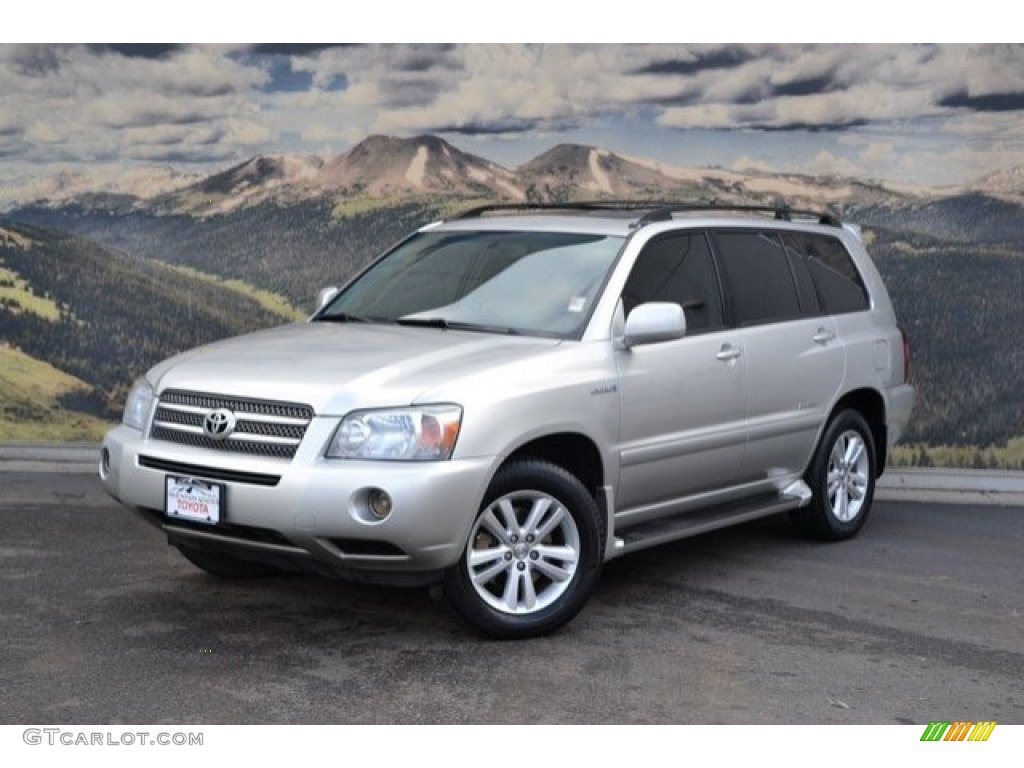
504 433 604 494
831 389 888 474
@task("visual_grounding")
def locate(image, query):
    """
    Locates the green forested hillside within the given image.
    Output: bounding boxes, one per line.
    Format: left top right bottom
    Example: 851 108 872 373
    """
11 199 446 306
5 195 1024 458
0 343 111 440
869 230 1024 447
0 218 300 425
852 194 1024 244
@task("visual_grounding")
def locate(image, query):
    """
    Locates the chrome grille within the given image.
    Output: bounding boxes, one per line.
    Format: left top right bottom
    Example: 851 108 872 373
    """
150 389 314 459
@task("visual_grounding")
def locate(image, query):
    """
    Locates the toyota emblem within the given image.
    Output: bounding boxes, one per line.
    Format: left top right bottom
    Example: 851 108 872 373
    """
203 408 236 440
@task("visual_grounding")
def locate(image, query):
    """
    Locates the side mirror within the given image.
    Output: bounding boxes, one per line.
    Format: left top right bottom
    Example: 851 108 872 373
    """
316 286 339 312
622 302 686 348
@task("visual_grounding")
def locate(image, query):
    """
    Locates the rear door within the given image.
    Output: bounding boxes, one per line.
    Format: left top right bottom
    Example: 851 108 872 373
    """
710 230 846 483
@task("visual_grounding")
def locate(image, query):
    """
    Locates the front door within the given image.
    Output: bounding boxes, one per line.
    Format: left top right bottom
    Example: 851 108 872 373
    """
614 232 749 523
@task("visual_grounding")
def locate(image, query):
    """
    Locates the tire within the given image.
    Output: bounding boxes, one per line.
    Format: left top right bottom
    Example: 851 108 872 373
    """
443 459 604 639
175 543 282 579
790 409 877 541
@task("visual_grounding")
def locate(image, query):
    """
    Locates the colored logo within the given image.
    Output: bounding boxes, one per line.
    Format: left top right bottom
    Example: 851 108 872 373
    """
920 721 997 742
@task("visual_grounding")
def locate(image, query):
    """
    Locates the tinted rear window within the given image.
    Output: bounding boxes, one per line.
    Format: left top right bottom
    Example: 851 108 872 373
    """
783 233 869 314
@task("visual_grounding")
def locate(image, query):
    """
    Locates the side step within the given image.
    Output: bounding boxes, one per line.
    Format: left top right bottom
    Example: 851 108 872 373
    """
609 482 811 558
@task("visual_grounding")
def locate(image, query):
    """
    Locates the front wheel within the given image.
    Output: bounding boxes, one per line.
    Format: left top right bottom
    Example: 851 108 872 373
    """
790 409 877 541
443 460 603 639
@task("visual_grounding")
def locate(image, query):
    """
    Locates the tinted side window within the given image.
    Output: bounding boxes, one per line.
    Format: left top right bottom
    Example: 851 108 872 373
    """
712 231 802 326
622 232 724 333
783 233 869 314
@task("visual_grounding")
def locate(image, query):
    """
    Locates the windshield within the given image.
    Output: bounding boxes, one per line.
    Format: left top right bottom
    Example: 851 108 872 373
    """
318 230 624 338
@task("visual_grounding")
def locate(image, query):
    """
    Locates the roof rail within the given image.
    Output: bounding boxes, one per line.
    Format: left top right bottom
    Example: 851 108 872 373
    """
453 201 667 219
635 203 841 228
453 200 841 228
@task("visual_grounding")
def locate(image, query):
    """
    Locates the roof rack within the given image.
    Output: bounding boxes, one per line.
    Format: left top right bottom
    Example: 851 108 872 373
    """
453 200 841 228
635 203 841 228
453 201 662 219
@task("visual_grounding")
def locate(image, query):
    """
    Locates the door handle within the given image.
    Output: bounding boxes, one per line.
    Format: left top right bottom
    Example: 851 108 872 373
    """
813 328 836 345
716 344 742 362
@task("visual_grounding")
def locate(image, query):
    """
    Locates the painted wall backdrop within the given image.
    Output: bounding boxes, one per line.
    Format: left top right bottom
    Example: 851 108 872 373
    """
0 43 1021 466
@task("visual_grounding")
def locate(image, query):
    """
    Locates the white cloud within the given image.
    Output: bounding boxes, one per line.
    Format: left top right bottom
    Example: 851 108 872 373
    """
860 141 896 167
0 44 268 168
805 150 866 179
730 155 776 173
300 123 359 145
889 144 1024 188
2 43 1023 187
224 118 273 147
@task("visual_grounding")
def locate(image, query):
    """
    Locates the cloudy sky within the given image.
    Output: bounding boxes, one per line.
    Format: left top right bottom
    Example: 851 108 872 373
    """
2 42 1022 194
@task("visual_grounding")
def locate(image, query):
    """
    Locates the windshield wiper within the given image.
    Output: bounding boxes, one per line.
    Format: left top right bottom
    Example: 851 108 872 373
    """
396 317 522 335
394 316 451 329
315 312 376 324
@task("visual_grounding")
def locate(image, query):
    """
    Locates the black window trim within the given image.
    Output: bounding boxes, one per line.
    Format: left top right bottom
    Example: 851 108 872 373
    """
779 234 826 318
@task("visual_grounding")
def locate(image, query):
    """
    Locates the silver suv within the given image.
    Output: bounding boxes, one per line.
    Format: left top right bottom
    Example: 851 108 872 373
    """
100 203 914 638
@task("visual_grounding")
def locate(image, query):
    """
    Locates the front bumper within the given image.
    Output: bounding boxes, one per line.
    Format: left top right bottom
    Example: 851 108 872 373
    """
100 421 496 581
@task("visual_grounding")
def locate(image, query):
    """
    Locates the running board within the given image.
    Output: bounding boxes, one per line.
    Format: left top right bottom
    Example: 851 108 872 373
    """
609 481 811 558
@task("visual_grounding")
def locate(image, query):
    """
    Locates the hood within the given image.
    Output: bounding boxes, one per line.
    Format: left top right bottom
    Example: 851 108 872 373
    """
147 321 562 415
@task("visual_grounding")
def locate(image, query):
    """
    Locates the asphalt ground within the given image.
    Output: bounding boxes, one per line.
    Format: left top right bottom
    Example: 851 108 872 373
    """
1 471 1022 724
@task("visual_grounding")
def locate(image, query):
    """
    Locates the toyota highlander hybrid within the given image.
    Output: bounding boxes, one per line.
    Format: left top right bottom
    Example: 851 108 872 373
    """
100 202 914 638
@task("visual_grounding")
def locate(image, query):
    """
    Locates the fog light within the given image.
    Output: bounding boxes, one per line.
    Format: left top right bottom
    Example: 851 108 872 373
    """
368 489 393 520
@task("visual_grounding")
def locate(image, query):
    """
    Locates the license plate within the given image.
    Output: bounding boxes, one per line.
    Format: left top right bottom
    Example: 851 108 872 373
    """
165 476 223 525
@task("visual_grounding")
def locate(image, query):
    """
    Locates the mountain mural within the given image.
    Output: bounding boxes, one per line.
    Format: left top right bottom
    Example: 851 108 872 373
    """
5 134 929 214
2 134 1023 466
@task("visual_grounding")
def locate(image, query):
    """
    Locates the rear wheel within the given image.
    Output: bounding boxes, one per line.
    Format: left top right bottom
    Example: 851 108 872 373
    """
443 459 603 639
790 409 877 541
175 543 282 579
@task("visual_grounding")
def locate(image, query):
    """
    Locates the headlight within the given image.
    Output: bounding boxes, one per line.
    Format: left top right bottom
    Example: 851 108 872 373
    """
122 378 155 431
327 405 462 461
